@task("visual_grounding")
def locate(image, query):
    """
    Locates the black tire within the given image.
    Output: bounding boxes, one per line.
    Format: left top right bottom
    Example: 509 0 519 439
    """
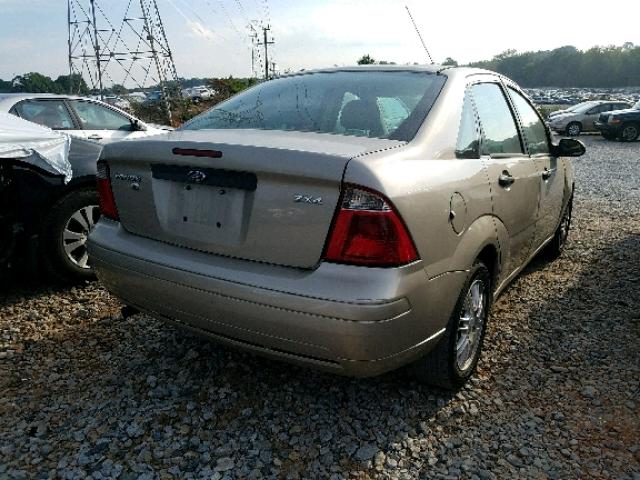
40 187 100 283
544 194 573 260
411 261 492 390
620 123 639 142
565 122 581 137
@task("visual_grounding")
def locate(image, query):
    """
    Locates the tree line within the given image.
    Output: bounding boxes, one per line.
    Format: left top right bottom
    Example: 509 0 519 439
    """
3 44 638 95
467 44 640 87
0 73 90 94
357 44 640 87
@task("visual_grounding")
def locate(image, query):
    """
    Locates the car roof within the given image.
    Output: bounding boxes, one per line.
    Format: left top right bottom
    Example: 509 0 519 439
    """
276 64 497 79
0 92 97 104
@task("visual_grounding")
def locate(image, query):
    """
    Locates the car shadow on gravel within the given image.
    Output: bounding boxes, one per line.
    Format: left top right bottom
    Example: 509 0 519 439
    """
3 234 639 478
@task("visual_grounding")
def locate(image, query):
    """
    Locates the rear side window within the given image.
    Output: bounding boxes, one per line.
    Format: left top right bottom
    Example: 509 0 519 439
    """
456 92 480 159
14 100 75 130
470 83 522 156
508 88 550 155
69 100 132 131
181 71 447 142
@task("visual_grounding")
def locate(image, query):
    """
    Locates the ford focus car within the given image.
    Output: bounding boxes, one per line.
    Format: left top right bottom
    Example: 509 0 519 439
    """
88 66 584 389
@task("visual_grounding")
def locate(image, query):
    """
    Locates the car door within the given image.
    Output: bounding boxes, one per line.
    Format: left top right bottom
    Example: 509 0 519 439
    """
507 86 564 250
11 99 78 133
470 82 541 276
67 99 138 144
583 104 608 131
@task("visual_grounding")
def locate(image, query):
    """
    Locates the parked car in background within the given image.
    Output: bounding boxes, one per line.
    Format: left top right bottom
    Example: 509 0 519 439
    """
0 113 102 281
126 91 147 104
182 86 215 101
0 94 167 145
594 100 640 141
547 101 598 119
547 100 631 136
143 90 163 104
89 66 585 389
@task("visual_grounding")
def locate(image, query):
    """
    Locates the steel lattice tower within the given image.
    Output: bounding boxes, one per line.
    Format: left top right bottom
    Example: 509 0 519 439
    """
67 0 180 122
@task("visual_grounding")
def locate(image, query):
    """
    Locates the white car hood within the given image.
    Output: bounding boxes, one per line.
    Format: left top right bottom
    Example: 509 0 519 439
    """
0 113 72 182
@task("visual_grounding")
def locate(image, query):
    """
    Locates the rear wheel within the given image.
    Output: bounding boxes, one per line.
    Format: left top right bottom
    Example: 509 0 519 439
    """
566 122 581 137
411 261 492 390
40 188 100 283
544 194 572 260
621 123 639 142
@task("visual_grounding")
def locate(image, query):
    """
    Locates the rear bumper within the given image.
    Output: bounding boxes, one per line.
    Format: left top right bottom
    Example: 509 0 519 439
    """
88 220 466 377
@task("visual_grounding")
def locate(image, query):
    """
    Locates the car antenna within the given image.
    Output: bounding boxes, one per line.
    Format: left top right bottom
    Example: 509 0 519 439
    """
405 5 434 65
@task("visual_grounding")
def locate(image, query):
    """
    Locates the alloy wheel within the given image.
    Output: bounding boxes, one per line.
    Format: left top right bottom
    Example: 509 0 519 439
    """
62 205 100 269
621 125 639 142
456 279 487 371
558 204 571 249
567 124 581 136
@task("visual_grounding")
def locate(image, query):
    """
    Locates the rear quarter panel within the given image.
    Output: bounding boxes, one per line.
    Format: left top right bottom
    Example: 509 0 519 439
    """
343 71 499 280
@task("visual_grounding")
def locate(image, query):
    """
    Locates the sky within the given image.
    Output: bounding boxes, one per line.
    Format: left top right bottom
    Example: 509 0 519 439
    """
1 0 639 85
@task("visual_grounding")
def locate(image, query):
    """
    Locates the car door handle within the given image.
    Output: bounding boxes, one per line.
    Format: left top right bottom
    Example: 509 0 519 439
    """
498 171 515 188
542 168 552 180
87 134 103 141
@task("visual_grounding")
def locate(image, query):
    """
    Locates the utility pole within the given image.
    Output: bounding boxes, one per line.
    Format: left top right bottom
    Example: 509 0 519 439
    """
257 25 274 80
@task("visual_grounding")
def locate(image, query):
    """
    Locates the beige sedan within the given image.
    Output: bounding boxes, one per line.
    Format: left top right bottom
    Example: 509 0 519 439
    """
89 66 585 389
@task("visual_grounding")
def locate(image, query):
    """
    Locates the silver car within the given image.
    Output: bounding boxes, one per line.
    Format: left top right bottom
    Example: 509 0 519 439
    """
0 93 167 145
547 100 631 136
89 66 585 389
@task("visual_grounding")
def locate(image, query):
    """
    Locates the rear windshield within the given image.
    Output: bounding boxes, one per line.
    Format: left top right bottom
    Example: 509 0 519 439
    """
180 71 446 142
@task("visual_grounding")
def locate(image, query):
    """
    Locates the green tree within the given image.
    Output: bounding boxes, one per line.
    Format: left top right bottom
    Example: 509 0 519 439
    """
110 84 128 95
11 72 61 93
357 54 376 65
0 79 12 93
442 57 458 66
54 74 89 94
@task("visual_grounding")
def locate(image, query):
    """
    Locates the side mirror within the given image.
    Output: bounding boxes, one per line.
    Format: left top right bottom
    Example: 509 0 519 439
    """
552 138 586 157
130 119 145 131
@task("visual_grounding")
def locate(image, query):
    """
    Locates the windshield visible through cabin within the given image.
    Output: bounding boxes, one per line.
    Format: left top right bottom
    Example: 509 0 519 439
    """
180 71 446 142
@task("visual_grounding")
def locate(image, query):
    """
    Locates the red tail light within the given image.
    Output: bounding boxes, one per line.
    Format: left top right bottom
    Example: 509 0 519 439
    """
324 185 419 267
96 160 119 221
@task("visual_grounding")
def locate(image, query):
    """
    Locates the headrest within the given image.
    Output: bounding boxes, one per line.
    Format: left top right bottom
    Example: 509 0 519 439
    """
340 99 382 136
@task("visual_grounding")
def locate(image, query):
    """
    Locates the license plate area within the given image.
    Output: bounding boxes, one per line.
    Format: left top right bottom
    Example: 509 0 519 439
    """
151 165 256 247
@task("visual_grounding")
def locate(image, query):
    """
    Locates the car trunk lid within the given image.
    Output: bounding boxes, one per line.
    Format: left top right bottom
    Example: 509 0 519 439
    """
103 129 404 268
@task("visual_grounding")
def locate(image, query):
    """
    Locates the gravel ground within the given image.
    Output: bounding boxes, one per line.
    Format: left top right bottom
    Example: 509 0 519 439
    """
1 136 638 480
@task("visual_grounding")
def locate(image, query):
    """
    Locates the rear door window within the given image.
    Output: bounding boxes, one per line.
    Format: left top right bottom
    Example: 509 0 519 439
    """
68 100 132 130
470 83 523 156
507 88 550 155
13 100 75 130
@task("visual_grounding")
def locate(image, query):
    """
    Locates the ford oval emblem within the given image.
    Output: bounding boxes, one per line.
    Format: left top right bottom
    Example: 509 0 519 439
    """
188 170 207 184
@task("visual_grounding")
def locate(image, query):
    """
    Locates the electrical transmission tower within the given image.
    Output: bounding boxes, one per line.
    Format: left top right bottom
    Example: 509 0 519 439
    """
67 0 180 122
